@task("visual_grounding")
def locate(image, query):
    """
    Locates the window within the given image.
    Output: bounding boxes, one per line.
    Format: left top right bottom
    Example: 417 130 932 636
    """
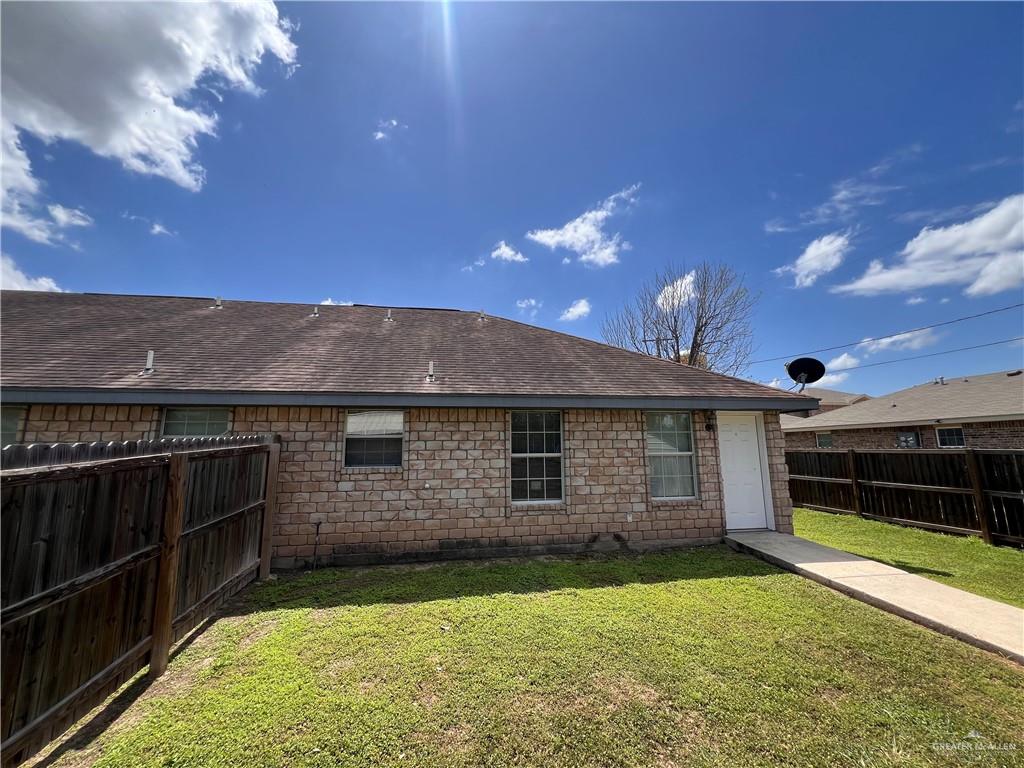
510 411 562 502
815 432 834 449
344 410 403 467
162 408 231 437
645 411 697 499
897 431 920 449
1 405 26 447
936 426 966 448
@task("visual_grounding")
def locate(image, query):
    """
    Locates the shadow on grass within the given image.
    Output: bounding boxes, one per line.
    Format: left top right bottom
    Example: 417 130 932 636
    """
228 544 780 614
25 545 780 768
29 615 218 768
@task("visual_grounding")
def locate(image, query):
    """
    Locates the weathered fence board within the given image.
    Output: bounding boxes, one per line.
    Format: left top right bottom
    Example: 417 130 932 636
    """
0 436 278 767
786 448 1024 547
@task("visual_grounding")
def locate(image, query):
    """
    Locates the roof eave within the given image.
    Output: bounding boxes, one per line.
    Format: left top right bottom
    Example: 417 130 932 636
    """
1 386 817 412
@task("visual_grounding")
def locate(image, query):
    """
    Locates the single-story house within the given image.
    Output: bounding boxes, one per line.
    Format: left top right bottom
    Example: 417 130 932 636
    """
1 291 815 568
786 387 871 418
782 370 1024 450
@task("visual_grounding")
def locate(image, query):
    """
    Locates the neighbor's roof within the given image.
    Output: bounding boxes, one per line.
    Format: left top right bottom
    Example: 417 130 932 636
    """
799 387 871 407
781 370 1024 432
0 291 814 410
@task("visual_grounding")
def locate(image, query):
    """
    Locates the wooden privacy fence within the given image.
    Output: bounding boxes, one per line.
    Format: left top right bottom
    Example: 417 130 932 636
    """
0 435 281 766
786 448 1024 547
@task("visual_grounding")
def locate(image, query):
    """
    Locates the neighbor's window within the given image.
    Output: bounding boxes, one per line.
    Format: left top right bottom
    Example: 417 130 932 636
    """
936 427 966 448
815 432 834 449
510 411 563 502
1 405 26 447
645 411 697 499
162 408 231 437
344 410 404 467
897 431 921 449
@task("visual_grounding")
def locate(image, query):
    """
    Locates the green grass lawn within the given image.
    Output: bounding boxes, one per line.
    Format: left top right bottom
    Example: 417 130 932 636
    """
38 547 1024 768
793 507 1024 609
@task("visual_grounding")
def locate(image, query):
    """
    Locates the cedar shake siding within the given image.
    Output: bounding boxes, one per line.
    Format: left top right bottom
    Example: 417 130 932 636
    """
8 404 795 566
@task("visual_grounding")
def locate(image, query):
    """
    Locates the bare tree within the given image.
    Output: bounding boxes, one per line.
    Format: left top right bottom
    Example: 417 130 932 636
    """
601 262 758 376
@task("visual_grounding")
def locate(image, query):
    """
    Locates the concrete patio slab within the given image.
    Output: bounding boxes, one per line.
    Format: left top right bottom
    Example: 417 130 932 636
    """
725 530 1024 664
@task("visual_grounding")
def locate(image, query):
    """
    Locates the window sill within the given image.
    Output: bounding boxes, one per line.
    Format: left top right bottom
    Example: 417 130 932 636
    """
511 500 566 513
339 465 403 475
650 496 701 506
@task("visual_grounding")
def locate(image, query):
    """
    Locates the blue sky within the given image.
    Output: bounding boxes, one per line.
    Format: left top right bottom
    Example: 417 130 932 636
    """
2 2 1022 396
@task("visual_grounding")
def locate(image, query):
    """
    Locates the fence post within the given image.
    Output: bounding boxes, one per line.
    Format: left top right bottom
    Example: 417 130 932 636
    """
965 449 994 545
846 449 863 516
259 441 281 580
150 452 187 678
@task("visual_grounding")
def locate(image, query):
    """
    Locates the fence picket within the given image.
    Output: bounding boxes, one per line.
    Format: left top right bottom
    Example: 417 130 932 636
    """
786 448 1024 547
0 436 275 767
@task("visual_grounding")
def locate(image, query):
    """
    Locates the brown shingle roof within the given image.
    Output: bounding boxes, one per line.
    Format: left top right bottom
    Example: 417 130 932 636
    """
1 291 813 409
782 370 1024 431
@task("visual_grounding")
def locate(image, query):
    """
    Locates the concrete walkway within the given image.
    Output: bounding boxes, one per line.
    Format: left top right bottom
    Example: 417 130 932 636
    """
725 530 1024 664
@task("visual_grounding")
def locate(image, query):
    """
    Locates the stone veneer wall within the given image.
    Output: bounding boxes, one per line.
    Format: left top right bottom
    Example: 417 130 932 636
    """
10 403 796 567
784 419 1024 450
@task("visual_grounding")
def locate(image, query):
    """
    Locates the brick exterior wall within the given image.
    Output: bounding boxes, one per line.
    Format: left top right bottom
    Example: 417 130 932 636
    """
785 419 1024 450
20 404 162 443
11 403 796 567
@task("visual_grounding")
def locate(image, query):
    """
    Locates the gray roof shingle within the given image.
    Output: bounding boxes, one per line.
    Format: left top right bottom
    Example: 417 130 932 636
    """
1 291 814 409
782 370 1024 431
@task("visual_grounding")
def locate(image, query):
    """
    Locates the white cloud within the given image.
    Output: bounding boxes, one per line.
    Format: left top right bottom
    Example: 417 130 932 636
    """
940 297 950 304
1 253 63 291
150 222 174 236
816 372 850 388
856 328 939 355
47 204 92 228
893 201 998 225
461 256 487 273
774 232 852 288
515 298 541 319
490 241 527 263
905 296 926 305
559 298 591 321
656 273 695 311
372 118 404 141
320 297 354 306
765 146 921 233
834 194 1024 297
527 184 639 267
826 352 860 371
1 2 296 244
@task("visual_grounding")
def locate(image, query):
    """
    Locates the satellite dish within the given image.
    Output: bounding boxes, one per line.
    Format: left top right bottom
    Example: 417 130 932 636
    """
785 357 825 392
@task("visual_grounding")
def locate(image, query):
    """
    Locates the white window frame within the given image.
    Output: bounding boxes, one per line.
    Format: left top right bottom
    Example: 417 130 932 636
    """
161 407 232 437
342 409 405 469
509 410 565 504
644 410 698 500
935 425 966 448
815 432 834 449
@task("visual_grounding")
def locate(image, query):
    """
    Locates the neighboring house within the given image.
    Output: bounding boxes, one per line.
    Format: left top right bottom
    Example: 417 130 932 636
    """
782 370 1024 450
1 291 815 568
786 387 871 418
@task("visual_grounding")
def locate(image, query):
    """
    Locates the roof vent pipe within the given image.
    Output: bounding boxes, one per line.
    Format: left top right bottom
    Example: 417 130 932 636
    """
310 306 320 318
385 309 394 323
138 349 155 377
425 361 435 383
210 297 223 310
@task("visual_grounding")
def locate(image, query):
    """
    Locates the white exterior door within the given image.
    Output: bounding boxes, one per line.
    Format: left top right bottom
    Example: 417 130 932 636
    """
717 412 771 530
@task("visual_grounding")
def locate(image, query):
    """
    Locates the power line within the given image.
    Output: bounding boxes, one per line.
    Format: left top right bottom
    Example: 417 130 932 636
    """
750 302 1024 365
821 336 1024 373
